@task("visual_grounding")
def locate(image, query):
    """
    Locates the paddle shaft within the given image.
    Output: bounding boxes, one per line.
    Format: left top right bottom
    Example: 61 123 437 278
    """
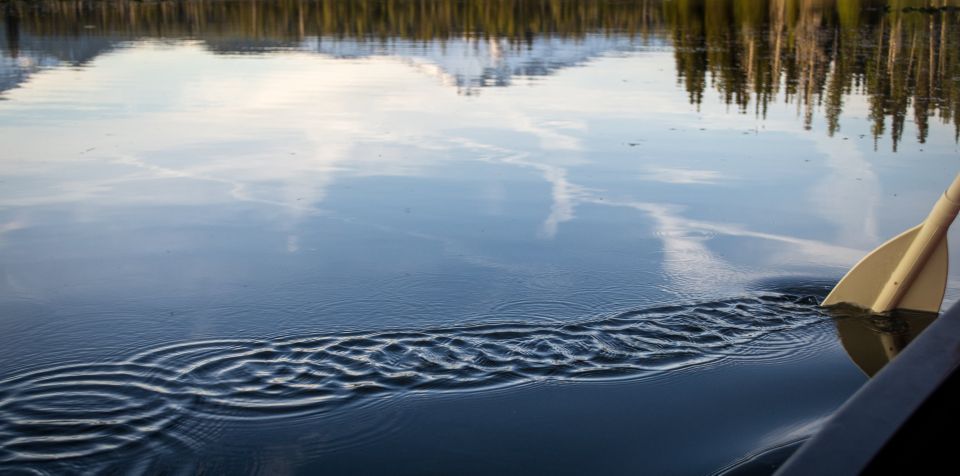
873 174 960 313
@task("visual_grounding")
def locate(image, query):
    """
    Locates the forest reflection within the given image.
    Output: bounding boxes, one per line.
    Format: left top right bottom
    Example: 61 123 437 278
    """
2 0 959 148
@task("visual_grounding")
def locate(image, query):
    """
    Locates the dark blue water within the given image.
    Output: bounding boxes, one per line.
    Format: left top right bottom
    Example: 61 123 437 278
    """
1 290 853 474
1 1 959 473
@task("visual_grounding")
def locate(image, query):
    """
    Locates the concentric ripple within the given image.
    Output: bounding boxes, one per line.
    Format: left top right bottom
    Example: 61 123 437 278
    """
0 293 832 465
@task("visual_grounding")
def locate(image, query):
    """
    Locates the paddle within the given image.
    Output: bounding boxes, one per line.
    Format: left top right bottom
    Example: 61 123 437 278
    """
821 173 960 314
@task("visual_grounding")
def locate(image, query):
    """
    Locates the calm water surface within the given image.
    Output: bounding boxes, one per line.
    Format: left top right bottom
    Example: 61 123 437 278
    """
1 0 959 474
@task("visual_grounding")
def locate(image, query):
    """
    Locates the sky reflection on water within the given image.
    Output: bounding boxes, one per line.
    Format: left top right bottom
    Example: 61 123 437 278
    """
1 1 959 474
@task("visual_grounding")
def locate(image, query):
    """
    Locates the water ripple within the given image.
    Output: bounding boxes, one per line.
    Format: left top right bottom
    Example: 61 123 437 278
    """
0 293 831 465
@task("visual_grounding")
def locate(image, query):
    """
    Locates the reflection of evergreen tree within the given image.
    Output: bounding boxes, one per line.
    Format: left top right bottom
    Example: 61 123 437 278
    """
3 0 664 40
666 0 708 106
665 0 960 149
2 0 959 148
3 8 19 58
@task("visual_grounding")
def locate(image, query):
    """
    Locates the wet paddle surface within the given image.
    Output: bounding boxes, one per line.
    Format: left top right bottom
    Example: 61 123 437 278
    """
1 1 959 474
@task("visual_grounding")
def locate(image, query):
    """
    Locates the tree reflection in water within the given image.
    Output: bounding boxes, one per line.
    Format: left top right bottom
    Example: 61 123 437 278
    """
2 0 958 148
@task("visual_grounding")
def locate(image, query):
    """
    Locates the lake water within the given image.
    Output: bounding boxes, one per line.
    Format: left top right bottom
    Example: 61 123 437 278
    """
1 1 959 474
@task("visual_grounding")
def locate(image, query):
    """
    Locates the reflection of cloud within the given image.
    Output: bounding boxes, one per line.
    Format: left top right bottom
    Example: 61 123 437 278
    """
451 134 862 296
1 41 882 301
306 35 650 95
448 138 588 239
695 97 882 251
640 167 727 185
612 200 746 297
539 167 582 238
0 45 451 217
0 219 26 245
586 198 861 298
286 235 300 253
504 154 587 239
112 154 325 215
0 181 113 208
492 109 585 151
808 134 880 249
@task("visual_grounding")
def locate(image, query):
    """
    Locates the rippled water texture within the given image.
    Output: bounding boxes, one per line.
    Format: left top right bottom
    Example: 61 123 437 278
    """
0 293 833 467
2 0 960 474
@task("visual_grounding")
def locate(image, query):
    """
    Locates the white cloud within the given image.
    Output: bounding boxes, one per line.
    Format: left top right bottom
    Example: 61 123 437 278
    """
640 167 728 185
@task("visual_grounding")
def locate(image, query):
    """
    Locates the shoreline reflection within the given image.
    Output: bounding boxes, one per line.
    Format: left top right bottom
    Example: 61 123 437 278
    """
2 0 958 147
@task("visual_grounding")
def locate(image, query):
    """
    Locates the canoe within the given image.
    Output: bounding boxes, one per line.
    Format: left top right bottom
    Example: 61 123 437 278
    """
774 300 960 474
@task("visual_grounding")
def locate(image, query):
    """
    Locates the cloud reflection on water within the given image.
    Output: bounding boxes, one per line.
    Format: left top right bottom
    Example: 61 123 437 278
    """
1 4 959 474
0 39 956 308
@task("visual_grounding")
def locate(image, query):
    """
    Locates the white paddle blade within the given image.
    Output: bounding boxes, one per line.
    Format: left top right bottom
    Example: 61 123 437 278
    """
822 224 949 313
